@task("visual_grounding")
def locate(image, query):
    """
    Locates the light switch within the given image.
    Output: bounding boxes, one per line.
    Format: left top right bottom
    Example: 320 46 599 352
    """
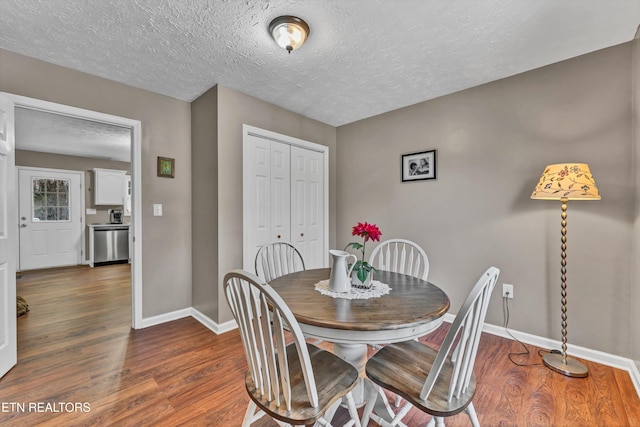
153 204 163 216
86 208 97 215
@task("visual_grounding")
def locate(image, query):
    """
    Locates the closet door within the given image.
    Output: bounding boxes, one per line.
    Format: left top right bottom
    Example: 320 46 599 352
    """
270 141 291 243
243 135 290 270
291 146 324 269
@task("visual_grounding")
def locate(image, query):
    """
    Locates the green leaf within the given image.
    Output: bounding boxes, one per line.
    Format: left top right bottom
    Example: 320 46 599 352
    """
345 242 363 250
357 268 367 283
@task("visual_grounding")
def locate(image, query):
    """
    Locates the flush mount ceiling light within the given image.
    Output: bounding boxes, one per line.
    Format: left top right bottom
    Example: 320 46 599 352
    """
269 15 310 54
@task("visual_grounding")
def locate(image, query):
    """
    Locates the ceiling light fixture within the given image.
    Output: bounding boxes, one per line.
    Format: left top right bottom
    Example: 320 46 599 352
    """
269 15 310 54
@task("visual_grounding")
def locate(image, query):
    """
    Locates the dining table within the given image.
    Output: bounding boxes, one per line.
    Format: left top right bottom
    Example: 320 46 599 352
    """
269 267 451 408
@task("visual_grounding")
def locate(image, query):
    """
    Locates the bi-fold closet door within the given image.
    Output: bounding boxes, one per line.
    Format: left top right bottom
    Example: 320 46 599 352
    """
243 128 325 273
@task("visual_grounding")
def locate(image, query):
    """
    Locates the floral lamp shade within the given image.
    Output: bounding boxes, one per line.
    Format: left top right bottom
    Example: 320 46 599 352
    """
531 163 600 201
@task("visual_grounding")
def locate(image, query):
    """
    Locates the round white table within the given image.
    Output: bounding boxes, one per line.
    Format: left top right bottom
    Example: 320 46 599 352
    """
269 268 450 406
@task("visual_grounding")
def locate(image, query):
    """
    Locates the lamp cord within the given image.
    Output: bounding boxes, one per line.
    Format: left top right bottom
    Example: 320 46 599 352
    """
503 294 546 366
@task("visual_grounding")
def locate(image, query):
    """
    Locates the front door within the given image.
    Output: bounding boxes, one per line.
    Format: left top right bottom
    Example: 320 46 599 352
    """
18 168 82 271
0 94 17 378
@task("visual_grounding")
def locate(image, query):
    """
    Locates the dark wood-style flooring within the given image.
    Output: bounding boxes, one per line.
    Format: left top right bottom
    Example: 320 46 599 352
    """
1 265 639 426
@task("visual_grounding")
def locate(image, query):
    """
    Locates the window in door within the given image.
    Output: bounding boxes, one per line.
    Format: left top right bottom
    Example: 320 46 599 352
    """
32 178 70 222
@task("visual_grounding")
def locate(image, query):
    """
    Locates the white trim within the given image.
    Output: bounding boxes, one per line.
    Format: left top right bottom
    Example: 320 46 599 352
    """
442 313 640 397
138 308 192 329
191 308 238 334
16 166 85 270
242 124 330 268
140 307 238 333
245 125 327 153
3 93 144 329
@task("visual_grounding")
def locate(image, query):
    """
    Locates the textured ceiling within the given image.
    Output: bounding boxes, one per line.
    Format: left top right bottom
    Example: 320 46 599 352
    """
1 1 639 127
15 108 131 162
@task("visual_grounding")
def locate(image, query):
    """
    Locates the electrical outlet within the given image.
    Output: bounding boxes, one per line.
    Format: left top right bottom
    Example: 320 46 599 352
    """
503 283 514 299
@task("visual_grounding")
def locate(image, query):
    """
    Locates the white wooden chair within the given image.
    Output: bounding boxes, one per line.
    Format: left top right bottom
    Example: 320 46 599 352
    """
255 242 306 283
368 238 430 407
362 267 500 427
224 270 361 427
369 239 429 281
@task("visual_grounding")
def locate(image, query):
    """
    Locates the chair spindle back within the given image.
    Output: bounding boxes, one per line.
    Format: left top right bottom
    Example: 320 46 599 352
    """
224 270 318 411
369 239 429 280
255 242 306 283
420 266 499 402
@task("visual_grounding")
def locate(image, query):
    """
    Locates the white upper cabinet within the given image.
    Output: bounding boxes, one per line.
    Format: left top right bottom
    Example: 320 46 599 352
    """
93 168 126 205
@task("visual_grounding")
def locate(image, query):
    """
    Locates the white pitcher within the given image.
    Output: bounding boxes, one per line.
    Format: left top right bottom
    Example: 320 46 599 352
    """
329 250 357 293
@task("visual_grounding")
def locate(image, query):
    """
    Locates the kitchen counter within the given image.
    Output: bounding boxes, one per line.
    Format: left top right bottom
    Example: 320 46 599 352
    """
88 223 131 228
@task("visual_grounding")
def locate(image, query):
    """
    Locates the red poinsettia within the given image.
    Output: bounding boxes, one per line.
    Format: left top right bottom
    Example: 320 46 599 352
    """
345 222 382 283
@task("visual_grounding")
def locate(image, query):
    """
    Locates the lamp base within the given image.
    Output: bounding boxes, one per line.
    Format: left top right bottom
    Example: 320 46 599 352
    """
542 352 588 378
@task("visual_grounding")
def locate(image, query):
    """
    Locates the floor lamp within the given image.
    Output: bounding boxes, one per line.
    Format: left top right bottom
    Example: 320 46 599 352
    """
531 163 600 378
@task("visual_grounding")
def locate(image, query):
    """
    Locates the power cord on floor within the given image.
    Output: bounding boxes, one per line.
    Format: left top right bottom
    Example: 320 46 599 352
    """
502 292 545 367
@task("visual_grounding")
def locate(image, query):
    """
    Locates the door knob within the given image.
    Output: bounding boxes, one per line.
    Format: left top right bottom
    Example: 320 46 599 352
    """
20 224 27 228
277 235 281 239
300 233 304 237
21 216 26 220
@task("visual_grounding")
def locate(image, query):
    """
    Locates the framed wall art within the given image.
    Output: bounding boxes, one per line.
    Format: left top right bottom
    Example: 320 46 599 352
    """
157 156 175 178
401 149 436 182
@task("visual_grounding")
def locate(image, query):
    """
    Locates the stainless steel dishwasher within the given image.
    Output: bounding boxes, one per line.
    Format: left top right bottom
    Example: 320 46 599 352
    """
94 226 129 264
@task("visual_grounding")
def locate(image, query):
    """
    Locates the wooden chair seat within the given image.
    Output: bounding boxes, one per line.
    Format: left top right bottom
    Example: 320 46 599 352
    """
366 340 476 418
245 343 358 425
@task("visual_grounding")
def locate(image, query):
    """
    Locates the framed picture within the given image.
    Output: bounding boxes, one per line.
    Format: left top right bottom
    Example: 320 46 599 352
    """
401 149 437 182
157 156 175 178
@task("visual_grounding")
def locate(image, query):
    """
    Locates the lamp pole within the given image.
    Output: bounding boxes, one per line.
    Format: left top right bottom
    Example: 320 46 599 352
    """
542 198 588 377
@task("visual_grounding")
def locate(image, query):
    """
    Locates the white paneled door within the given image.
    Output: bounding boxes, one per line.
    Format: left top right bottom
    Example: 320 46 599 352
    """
291 146 324 269
18 168 82 271
270 140 291 243
243 126 327 272
0 94 17 378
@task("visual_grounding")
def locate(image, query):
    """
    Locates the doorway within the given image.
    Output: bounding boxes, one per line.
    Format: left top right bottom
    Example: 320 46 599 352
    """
4 92 143 328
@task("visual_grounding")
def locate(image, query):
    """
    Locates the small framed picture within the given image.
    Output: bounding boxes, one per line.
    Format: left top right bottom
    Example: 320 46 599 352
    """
157 156 175 178
401 150 437 182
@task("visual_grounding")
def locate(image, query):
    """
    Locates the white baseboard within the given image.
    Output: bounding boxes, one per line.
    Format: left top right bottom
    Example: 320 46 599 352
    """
442 313 640 398
138 307 192 328
137 307 238 334
191 308 238 334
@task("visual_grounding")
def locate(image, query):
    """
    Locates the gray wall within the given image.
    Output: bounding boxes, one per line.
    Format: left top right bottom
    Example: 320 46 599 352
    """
15 149 131 259
633 35 640 368
214 85 337 324
336 43 634 357
191 86 219 320
1 49 192 318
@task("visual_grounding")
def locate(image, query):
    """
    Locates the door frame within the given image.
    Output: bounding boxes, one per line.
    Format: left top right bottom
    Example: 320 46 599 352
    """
242 124 329 268
16 166 85 271
4 92 144 329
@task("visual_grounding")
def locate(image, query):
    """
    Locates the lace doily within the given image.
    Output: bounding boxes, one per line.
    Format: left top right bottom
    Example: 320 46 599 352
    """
314 279 392 300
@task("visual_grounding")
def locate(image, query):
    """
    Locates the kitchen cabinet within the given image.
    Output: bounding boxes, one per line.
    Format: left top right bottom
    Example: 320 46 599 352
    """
93 168 126 205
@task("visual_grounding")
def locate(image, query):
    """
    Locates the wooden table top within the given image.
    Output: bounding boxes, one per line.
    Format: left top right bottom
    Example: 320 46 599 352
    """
269 268 450 332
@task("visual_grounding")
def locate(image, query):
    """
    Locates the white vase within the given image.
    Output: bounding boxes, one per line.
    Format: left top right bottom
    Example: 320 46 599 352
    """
351 269 372 289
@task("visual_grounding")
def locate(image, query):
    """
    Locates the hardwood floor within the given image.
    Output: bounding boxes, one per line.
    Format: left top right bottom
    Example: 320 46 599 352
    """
1 264 639 426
